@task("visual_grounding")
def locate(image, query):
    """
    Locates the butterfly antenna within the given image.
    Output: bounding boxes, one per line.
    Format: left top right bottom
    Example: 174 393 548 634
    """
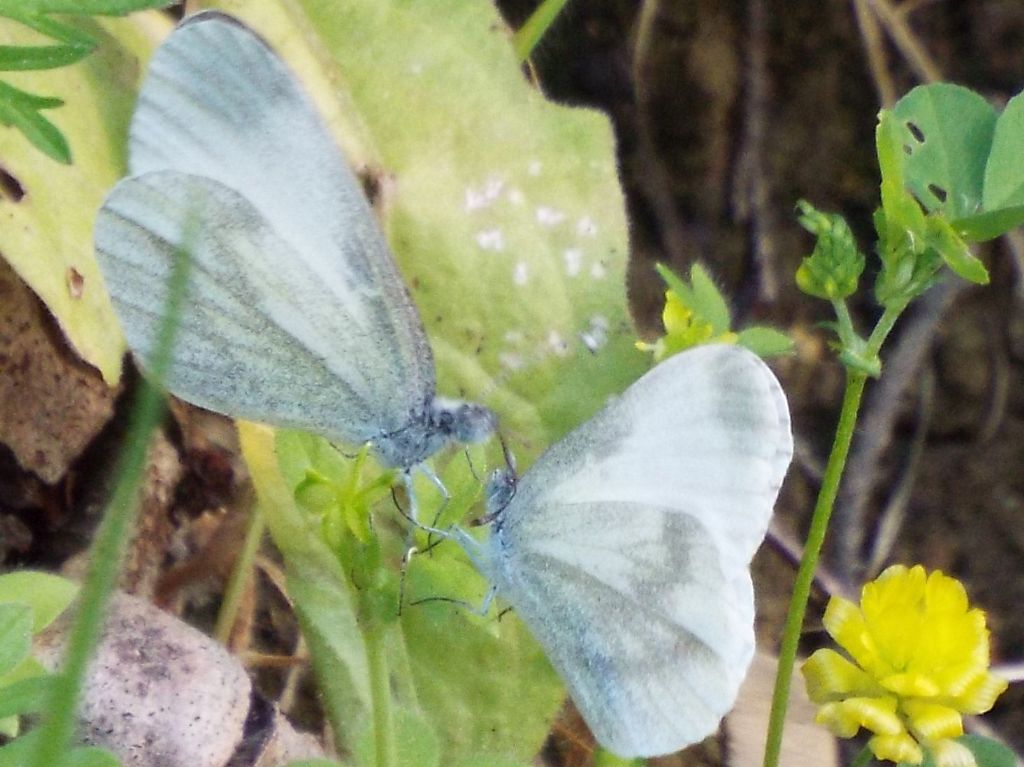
498 431 518 478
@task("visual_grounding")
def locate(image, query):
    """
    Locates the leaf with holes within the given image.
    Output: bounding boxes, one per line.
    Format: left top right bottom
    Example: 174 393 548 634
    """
892 83 997 221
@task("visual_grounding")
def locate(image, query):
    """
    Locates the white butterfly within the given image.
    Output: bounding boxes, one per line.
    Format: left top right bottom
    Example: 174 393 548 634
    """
93 12 494 492
450 343 793 758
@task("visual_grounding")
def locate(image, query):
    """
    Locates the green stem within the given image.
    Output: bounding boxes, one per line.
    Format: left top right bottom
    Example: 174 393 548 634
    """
30 240 190 767
214 505 266 645
865 302 905 357
761 369 868 767
512 0 571 62
851 745 875 767
365 617 395 767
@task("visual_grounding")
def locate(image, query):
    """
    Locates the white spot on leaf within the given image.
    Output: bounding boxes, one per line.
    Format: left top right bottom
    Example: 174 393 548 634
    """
475 229 505 251
536 206 566 226
465 177 506 211
576 216 598 237
547 330 569 357
499 351 524 370
563 248 582 277
513 261 529 285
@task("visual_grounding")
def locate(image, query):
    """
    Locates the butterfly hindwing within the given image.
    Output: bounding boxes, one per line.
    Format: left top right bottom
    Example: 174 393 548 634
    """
479 345 793 757
96 170 405 443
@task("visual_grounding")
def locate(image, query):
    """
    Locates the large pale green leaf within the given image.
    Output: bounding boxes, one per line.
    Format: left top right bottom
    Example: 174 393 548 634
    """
892 83 997 220
0 11 170 384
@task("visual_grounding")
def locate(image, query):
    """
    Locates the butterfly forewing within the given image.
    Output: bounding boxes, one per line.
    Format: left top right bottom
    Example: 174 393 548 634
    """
108 12 434 440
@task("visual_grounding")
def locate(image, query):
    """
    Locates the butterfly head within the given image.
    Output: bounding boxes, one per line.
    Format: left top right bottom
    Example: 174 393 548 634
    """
430 397 496 445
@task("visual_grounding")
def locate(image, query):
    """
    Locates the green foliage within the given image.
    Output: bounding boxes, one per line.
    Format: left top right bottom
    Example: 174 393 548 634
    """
768 82 1021 767
0 571 78 632
640 262 792 361
0 604 31 677
594 750 645 767
957 734 1018 767
0 572 120 766
875 109 988 306
0 571 78 734
0 729 119 767
353 708 440 767
891 83 1024 241
795 200 865 301
243 421 564 765
0 0 172 163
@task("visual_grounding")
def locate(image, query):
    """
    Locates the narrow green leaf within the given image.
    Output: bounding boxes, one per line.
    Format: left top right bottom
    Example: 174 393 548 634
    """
983 89 1024 211
0 80 69 163
512 0 570 62
737 326 794 357
0 675 53 719
959 734 1017 767
653 262 732 333
11 0 174 14
924 216 989 285
0 44 90 70
877 111 924 232
892 83 997 219
654 262 695 308
688 262 732 335
951 205 1024 242
0 572 78 633
0 604 31 678
1 11 97 50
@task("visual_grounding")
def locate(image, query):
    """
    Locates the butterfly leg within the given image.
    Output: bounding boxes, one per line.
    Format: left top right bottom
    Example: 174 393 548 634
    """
409 582 498 618
414 463 452 550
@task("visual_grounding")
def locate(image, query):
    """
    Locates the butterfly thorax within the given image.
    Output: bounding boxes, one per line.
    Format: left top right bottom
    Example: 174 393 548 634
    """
372 396 495 469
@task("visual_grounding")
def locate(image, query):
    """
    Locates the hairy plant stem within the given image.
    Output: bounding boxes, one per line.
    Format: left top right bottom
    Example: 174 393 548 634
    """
762 369 868 767
762 284 908 767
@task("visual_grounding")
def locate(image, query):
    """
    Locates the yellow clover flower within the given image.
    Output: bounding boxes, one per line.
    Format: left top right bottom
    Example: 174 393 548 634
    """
636 290 737 361
802 565 1007 766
